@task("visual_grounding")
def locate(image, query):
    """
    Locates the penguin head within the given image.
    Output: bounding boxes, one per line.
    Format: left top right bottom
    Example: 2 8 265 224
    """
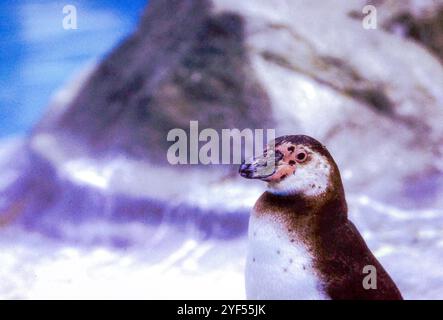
239 135 339 197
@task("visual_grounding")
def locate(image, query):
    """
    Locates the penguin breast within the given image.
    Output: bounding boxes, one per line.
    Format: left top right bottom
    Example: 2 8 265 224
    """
245 213 329 300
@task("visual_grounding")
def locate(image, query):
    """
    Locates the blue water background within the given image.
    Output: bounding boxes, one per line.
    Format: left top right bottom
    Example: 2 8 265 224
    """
0 0 147 137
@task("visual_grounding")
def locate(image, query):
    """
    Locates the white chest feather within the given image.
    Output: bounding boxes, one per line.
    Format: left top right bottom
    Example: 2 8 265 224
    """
245 214 329 300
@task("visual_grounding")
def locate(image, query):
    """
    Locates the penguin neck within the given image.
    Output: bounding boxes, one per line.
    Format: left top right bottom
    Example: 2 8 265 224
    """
255 180 348 232
261 161 347 220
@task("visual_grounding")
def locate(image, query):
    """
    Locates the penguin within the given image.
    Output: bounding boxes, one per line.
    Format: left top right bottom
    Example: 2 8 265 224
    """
239 135 402 300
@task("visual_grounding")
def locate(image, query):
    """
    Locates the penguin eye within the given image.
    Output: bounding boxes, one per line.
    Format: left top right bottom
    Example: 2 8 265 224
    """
295 150 307 163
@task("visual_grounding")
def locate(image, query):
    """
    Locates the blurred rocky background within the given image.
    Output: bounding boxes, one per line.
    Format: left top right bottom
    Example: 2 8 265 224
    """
1 0 443 299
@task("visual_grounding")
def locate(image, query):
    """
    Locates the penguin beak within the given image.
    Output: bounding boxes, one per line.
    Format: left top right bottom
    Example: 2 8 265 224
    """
239 150 283 180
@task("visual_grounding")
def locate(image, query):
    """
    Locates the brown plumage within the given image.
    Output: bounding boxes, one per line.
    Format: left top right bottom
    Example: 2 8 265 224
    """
240 135 403 300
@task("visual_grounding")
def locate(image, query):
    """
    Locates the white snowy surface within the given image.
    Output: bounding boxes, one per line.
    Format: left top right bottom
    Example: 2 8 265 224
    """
0 193 442 300
0 227 246 300
1 138 443 299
